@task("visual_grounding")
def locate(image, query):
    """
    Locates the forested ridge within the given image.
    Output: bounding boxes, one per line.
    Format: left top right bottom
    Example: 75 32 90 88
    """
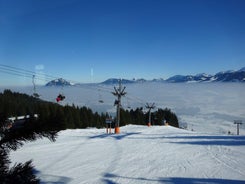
0 89 178 129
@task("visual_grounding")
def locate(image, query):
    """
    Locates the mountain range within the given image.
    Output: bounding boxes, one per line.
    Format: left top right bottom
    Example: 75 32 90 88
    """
166 67 245 83
45 67 245 86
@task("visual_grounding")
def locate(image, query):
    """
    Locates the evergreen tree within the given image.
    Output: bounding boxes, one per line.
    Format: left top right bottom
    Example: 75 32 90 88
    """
153 108 179 127
0 90 64 183
80 107 89 128
0 114 58 183
73 106 82 128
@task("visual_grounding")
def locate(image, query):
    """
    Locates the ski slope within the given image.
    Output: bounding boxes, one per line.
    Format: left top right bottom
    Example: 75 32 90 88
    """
10 125 245 184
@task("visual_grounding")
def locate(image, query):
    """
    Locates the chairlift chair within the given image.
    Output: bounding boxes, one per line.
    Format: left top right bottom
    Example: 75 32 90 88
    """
99 99 104 103
98 89 104 103
33 93 40 98
56 83 66 102
126 97 131 109
56 94 65 102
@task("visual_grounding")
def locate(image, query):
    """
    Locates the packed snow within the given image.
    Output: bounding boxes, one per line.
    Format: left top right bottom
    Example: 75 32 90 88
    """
10 125 245 184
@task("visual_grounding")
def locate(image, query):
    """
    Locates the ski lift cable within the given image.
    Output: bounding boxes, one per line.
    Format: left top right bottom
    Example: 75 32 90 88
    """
89 84 114 93
91 82 148 107
0 68 46 83
0 64 111 95
0 64 36 75
0 64 57 79
0 64 62 82
1 65 163 110
0 64 117 94
0 64 158 107
0 67 34 78
0 68 52 82
76 84 113 94
0 65 78 86
126 93 146 105
123 93 162 111
0 65 132 94
0 64 113 103
0 64 44 78
0 68 33 78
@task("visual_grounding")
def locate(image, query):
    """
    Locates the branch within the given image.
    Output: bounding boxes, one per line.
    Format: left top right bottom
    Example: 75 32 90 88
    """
0 118 58 151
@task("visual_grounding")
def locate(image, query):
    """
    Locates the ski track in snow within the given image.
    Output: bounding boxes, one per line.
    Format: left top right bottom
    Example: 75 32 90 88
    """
10 125 245 184
206 145 245 178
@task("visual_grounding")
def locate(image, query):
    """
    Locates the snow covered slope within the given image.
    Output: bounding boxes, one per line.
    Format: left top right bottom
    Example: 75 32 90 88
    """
11 125 245 184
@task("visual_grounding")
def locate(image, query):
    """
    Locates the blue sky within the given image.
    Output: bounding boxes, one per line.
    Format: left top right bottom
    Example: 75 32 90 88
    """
0 0 245 85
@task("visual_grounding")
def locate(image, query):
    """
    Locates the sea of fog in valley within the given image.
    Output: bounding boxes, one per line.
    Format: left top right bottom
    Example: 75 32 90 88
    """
6 82 245 183
1 82 245 135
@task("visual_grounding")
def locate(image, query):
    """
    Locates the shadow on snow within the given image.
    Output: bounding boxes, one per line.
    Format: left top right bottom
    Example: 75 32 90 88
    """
34 169 72 184
168 135 245 146
128 134 245 146
103 173 245 184
89 132 141 140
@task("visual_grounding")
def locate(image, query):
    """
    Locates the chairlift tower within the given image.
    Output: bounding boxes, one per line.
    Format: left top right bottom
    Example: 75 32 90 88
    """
112 79 126 134
145 103 155 126
32 75 40 98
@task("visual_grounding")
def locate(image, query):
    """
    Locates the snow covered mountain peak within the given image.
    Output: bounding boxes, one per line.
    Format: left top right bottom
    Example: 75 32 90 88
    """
195 73 211 77
239 67 245 72
45 78 74 86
